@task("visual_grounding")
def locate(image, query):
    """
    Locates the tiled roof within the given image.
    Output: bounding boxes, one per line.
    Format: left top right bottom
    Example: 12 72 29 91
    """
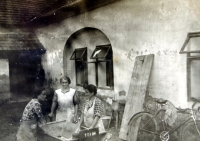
0 0 120 26
0 34 45 51
0 0 60 25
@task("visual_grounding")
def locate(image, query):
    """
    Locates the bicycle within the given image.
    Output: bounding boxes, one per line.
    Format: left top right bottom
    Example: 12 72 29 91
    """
127 98 200 141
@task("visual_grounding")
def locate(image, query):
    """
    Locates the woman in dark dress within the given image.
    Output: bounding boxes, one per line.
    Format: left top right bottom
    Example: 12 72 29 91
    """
16 89 48 141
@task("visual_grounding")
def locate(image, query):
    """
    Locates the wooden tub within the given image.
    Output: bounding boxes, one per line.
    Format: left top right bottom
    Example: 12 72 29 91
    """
38 120 107 141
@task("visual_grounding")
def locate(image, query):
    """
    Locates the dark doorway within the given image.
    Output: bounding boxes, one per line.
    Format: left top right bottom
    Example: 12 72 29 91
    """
9 50 45 101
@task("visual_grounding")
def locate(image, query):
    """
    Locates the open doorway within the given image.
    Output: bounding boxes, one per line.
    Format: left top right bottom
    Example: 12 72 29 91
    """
9 50 45 102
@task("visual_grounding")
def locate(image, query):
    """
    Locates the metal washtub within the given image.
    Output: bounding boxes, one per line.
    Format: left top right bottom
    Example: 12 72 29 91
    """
37 120 107 141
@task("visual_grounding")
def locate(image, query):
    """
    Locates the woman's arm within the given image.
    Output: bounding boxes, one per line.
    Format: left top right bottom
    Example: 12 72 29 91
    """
74 104 78 122
49 101 56 116
75 113 84 133
38 117 49 133
33 101 47 127
73 91 80 123
79 113 84 127
38 117 47 127
48 92 57 117
89 116 100 128
89 98 103 128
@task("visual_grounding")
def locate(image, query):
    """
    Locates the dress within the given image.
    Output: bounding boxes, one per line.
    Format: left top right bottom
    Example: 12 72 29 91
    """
82 97 105 133
16 99 43 141
54 88 76 122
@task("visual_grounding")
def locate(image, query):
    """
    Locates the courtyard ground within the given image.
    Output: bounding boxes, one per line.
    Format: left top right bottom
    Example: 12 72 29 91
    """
0 101 122 141
0 101 26 141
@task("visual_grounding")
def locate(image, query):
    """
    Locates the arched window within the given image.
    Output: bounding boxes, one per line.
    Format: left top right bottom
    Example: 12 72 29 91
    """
65 27 114 90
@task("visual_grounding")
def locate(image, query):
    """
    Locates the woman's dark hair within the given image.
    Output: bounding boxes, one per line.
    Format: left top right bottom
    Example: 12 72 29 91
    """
32 88 47 98
60 76 71 84
85 84 97 95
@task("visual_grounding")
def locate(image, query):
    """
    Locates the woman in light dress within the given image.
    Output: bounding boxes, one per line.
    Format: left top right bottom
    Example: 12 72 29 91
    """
48 76 79 123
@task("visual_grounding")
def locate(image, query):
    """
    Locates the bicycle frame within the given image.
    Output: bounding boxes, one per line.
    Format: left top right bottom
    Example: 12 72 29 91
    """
161 112 196 137
141 103 200 139
128 100 200 141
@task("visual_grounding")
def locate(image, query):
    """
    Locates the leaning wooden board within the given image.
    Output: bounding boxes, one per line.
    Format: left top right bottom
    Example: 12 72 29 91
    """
119 54 154 140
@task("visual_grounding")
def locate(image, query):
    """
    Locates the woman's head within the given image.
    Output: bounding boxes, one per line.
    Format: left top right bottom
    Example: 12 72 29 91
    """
33 89 47 101
85 84 97 96
38 90 47 101
60 76 71 84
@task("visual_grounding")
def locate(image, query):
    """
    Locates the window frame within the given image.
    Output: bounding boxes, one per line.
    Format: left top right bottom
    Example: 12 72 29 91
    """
70 47 87 60
70 47 88 87
180 32 200 101
90 44 114 90
186 54 200 101
90 45 111 59
70 44 114 90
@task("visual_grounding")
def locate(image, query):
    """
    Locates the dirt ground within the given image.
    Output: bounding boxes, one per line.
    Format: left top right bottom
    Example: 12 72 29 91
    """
0 101 122 141
0 101 27 141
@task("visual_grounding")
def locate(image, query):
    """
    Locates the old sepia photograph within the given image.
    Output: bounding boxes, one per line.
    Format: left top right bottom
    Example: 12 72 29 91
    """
0 0 200 141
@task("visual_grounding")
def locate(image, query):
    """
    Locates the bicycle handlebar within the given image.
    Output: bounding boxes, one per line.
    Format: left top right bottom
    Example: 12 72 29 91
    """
155 99 200 114
192 102 198 109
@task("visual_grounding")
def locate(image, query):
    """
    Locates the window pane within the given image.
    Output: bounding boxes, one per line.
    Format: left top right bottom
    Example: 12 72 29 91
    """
186 36 200 52
88 63 96 85
70 48 86 60
98 62 107 87
91 45 111 59
76 61 84 85
190 60 200 99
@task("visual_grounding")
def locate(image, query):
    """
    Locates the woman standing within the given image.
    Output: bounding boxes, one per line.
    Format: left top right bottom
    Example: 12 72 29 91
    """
76 84 105 133
48 76 79 123
16 89 48 141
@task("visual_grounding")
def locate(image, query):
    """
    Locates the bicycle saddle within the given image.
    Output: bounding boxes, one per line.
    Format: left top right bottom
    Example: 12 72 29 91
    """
176 108 190 113
156 98 167 105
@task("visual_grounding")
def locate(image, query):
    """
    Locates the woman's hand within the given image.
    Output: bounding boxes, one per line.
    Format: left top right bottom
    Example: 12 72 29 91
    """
41 125 50 134
72 116 78 123
74 127 80 133
48 112 53 117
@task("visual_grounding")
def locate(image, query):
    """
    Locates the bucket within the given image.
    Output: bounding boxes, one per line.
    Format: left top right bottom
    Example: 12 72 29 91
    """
101 116 111 129
112 100 119 111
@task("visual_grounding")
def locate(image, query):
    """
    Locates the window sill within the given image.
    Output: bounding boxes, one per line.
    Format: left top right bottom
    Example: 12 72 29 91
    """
97 86 113 90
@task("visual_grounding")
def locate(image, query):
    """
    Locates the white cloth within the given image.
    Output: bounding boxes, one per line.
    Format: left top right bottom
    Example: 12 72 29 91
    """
83 98 105 133
163 101 178 127
55 88 76 122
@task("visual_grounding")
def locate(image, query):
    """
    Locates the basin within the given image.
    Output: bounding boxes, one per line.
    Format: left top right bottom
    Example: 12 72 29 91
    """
38 120 107 141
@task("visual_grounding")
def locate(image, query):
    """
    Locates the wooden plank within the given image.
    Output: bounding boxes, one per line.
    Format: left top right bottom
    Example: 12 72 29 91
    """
119 54 154 140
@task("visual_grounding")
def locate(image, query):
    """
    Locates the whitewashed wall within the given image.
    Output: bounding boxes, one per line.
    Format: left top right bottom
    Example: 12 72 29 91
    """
36 0 200 108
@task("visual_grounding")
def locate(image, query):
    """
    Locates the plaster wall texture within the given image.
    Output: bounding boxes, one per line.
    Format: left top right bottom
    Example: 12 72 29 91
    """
36 0 200 108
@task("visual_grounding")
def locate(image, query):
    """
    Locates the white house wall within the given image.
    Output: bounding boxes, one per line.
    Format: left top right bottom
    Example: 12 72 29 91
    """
36 0 200 108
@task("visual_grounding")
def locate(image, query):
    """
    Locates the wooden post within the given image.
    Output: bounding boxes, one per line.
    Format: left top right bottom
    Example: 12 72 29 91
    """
119 54 154 140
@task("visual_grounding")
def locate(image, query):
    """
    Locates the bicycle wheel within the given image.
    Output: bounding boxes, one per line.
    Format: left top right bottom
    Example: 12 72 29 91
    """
181 120 200 141
127 112 158 141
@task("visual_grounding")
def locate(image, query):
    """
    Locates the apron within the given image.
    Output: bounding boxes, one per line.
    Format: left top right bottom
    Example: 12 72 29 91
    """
56 88 75 122
16 119 37 141
83 98 105 133
56 109 73 122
